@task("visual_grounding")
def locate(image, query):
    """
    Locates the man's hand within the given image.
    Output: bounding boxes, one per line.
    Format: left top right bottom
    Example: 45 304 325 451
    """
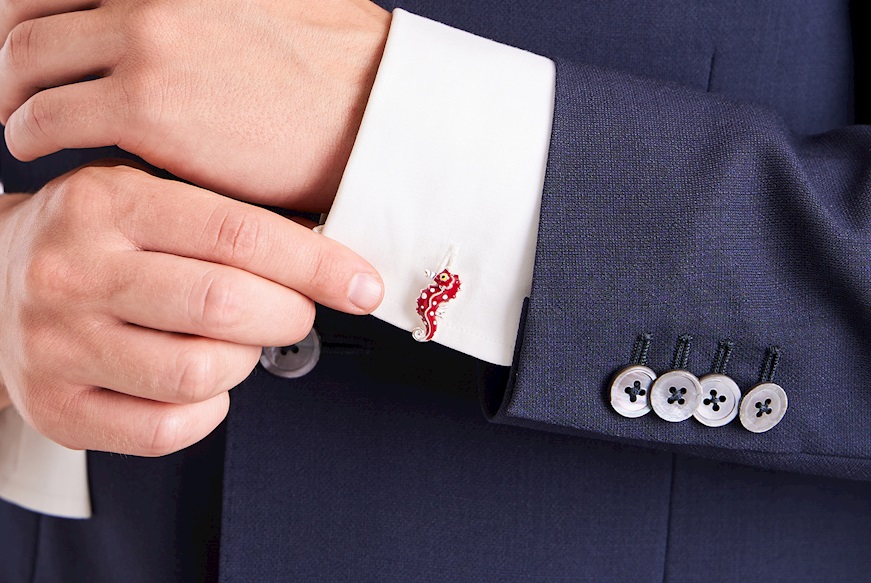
0 0 391 212
0 162 383 455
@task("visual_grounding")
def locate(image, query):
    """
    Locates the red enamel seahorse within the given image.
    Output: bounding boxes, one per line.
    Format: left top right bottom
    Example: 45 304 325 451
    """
412 269 462 342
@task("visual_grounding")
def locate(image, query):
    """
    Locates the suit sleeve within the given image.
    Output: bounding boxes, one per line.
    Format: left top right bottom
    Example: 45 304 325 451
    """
487 58 871 482
319 9 871 481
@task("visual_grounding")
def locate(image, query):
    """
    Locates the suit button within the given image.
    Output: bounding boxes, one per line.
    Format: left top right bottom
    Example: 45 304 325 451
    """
650 370 703 422
610 365 656 418
693 373 741 427
260 328 321 379
739 382 787 433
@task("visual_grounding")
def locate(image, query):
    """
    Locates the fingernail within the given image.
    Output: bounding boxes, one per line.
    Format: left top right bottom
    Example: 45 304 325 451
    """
348 273 383 312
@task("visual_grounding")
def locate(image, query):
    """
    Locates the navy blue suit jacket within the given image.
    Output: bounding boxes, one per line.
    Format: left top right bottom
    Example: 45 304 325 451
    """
2 0 870 581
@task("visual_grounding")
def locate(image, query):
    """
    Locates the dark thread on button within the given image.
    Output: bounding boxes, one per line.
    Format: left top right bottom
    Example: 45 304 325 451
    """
624 380 647 402
279 345 300 356
630 333 653 366
670 335 693 370
703 389 727 411
711 339 735 375
759 345 781 383
668 386 687 405
320 335 376 355
755 398 773 417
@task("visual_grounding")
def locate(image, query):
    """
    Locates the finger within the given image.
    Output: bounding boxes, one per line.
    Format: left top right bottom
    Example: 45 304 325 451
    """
103 250 315 347
0 0 100 41
66 321 261 405
4 76 125 161
0 10 120 122
39 385 230 457
115 169 384 314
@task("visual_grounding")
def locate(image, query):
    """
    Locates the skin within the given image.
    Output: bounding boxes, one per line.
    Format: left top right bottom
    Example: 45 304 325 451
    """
0 162 384 454
0 0 391 452
0 0 391 211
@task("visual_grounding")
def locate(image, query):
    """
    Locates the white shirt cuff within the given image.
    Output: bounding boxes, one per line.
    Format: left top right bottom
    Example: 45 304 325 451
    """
0 407 91 518
322 9 555 366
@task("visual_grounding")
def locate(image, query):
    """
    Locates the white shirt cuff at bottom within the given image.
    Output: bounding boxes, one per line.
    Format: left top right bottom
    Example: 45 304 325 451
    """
0 407 91 518
323 9 556 366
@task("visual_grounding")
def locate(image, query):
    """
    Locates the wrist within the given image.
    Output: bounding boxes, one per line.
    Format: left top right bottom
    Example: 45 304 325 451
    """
318 3 391 212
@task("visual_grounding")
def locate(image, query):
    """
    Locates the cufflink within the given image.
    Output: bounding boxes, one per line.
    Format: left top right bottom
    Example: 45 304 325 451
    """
412 268 461 342
610 334 656 418
694 340 741 427
650 335 703 422
740 346 788 433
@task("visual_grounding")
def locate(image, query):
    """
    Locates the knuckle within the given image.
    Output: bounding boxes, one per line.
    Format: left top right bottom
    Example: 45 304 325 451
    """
1 0 35 24
239 345 263 375
69 163 113 183
20 92 55 143
277 299 315 347
174 348 216 404
27 384 80 447
207 208 262 267
91 164 143 205
125 2 167 46
24 246 73 303
94 163 146 193
63 165 103 195
141 408 186 456
122 4 179 76
301 245 341 292
289 300 316 343
2 19 35 73
110 72 164 154
125 2 183 58
54 166 116 219
191 270 245 331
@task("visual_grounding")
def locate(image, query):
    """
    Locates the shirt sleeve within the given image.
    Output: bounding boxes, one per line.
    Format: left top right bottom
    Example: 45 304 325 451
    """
0 407 91 518
321 9 555 366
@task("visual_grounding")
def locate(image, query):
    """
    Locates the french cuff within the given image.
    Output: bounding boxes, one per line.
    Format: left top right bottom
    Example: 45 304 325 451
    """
322 9 555 366
0 407 91 518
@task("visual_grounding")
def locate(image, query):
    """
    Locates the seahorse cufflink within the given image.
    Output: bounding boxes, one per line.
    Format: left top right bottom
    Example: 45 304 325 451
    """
412 268 461 342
